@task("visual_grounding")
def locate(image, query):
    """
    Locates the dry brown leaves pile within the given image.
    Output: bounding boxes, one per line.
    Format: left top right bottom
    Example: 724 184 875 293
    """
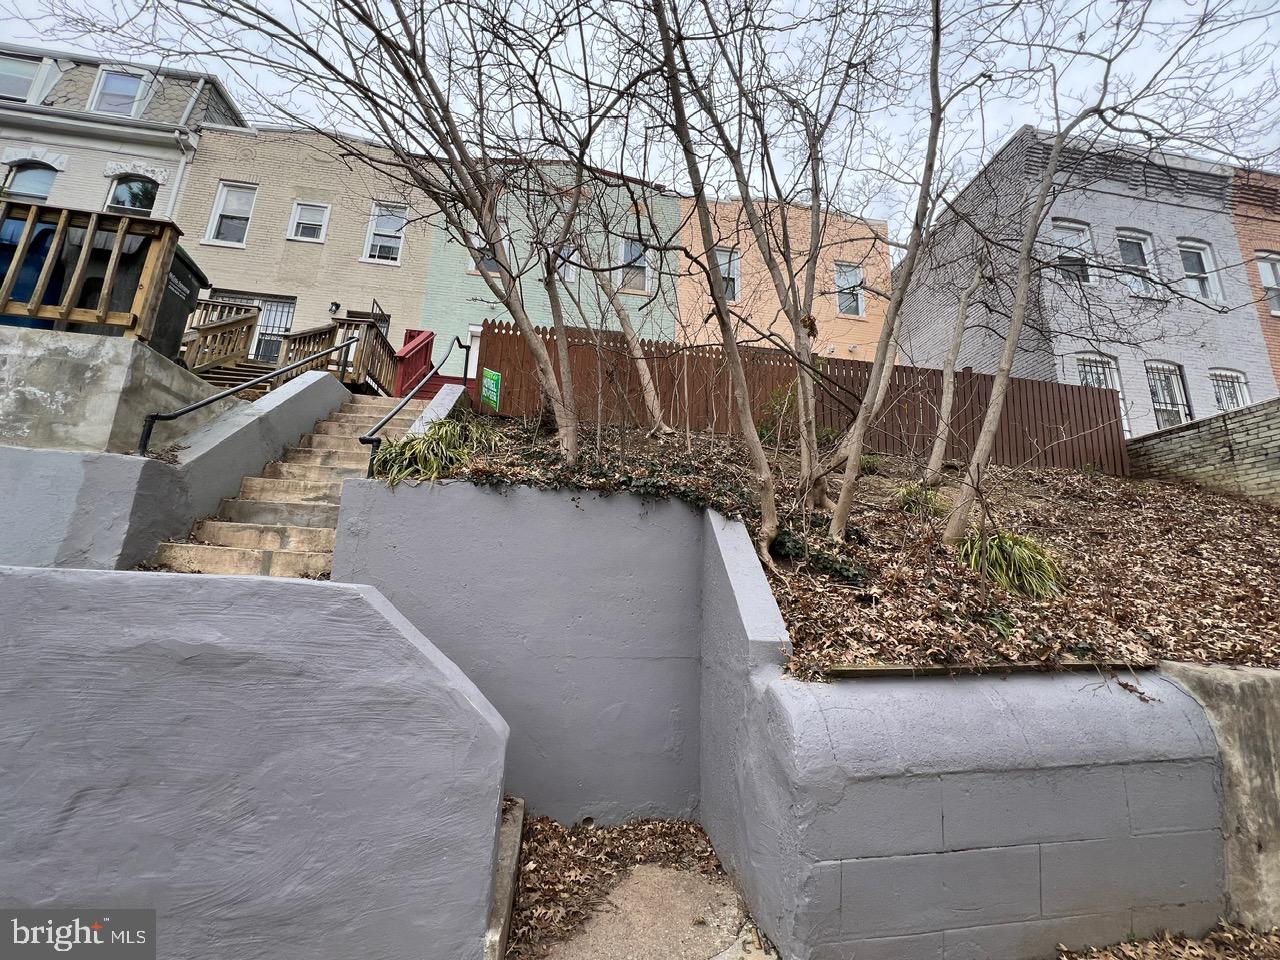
1059 924 1280 958
505 815 722 959
463 420 1280 679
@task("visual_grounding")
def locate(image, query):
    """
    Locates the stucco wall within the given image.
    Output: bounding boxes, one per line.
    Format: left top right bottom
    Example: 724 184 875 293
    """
0 327 242 453
0 567 507 960
333 482 704 823
0 370 348 569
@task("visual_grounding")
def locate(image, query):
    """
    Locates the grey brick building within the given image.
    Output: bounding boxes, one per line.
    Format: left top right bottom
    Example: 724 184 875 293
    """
898 126 1279 436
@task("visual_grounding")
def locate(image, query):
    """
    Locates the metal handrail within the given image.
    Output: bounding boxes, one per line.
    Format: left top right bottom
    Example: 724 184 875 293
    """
138 336 359 455
359 335 473 477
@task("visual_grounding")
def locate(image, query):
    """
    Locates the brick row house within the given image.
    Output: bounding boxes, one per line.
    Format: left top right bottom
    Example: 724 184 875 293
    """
898 126 1280 437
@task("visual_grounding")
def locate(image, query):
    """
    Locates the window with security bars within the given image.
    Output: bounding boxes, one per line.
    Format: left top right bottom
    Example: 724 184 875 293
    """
211 290 297 363
1209 370 1250 412
1076 354 1129 436
1146 361 1192 430
1259 256 1280 315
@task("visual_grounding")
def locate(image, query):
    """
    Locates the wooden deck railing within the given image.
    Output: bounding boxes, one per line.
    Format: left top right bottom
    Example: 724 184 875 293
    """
181 306 259 373
271 318 397 394
0 201 180 339
393 328 436 396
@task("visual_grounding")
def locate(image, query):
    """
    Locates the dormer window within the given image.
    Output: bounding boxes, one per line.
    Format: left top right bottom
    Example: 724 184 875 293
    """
0 54 40 103
91 69 147 117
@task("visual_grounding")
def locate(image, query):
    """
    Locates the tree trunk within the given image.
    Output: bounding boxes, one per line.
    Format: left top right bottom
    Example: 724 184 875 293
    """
542 263 580 463
595 260 673 435
924 259 984 486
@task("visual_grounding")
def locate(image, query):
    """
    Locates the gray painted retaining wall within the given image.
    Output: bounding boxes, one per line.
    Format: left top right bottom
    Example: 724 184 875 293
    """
334 482 703 824
334 482 1233 958
0 566 508 960
0 371 349 569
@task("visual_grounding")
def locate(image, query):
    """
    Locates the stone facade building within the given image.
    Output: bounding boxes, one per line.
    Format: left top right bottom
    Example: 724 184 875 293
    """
0 42 245 221
898 126 1279 437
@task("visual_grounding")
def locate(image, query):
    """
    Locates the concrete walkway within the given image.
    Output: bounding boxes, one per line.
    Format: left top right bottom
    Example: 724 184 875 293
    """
543 865 759 960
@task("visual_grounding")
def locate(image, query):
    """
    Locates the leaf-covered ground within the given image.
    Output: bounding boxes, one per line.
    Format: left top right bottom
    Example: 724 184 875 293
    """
455 419 1280 679
506 816 723 959
1059 924 1280 958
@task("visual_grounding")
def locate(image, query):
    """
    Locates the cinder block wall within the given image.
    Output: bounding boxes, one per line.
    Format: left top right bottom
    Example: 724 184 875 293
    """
1128 397 1280 505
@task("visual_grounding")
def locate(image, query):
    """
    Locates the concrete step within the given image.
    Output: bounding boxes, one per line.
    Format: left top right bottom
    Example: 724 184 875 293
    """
298 434 365 452
340 396 430 414
283 446 369 468
314 417 419 440
261 461 366 482
192 519 336 553
217 498 340 528
153 542 331 577
239 476 344 504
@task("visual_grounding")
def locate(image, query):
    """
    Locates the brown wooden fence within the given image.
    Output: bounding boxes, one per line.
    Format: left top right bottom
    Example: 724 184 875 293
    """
473 319 1130 476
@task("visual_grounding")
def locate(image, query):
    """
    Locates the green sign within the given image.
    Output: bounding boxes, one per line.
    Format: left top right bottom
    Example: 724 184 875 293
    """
480 367 502 411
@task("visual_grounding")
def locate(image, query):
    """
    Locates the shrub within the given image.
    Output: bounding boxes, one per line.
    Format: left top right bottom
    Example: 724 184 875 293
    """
859 454 882 476
956 528 1065 599
894 482 942 517
372 414 504 485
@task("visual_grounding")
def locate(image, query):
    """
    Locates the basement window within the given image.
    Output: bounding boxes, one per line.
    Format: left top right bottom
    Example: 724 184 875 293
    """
1146 360 1193 430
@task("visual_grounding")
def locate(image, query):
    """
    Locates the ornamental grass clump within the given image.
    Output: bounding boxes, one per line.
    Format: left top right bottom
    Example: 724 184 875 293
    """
894 482 942 517
957 527 1065 599
372 414 504 485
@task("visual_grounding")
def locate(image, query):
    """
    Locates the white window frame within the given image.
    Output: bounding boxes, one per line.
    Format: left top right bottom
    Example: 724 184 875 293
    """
88 66 151 119
1051 219 1093 284
203 181 258 247
362 201 408 265
1177 239 1221 302
1146 360 1193 430
618 235 650 294
556 244 577 282
834 261 865 316
286 201 331 244
2 162 58 201
465 219 508 276
0 53 43 104
714 247 740 302
1115 229 1157 297
1209 369 1251 413
1257 253 1280 317
1074 352 1129 436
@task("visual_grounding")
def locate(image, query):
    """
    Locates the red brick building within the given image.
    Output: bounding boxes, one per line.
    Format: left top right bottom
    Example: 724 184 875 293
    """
1231 169 1280 390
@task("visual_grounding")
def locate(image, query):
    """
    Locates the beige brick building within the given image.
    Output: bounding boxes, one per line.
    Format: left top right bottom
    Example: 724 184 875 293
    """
171 126 435 361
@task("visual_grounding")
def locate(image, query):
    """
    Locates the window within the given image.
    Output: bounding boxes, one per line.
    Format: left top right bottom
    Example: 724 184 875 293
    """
1258 255 1280 315
2 162 56 200
1146 361 1193 430
1076 353 1129 436
0 54 40 102
1178 240 1219 301
619 236 649 292
91 69 146 117
287 202 330 243
106 176 158 215
364 202 407 263
205 182 257 245
835 262 864 315
211 290 297 363
1116 230 1156 295
467 225 502 275
556 245 577 282
1051 220 1092 282
1209 369 1250 412
715 248 740 301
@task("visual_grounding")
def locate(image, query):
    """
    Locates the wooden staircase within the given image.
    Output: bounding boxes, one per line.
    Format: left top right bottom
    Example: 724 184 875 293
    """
197 360 278 401
151 392 439 577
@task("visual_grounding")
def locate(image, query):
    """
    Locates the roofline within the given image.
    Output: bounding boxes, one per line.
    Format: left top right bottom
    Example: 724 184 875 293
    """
0 41 248 127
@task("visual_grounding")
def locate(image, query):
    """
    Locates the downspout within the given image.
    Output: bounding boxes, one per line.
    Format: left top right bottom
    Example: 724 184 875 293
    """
164 78 205 220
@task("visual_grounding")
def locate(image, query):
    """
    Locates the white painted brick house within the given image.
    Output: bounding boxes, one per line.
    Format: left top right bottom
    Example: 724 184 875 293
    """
898 126 1279 437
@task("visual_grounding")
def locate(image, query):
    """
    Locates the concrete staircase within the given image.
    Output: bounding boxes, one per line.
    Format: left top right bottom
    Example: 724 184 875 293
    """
152 394 430 577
